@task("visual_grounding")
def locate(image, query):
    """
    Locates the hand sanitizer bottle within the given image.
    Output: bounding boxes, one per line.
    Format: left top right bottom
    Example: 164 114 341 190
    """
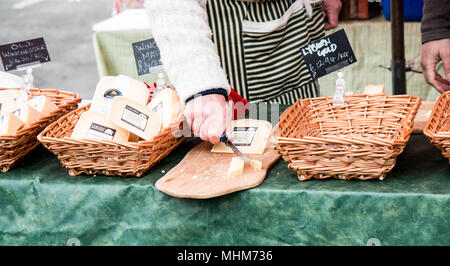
332 71 345 106
153 73 167 97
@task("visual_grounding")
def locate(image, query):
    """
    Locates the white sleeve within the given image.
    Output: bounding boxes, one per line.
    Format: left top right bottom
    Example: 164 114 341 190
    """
145 0 231 103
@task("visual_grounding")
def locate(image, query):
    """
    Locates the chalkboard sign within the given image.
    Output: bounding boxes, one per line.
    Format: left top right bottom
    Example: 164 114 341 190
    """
132 38 163 76
300 29 356 80
0 37 51 71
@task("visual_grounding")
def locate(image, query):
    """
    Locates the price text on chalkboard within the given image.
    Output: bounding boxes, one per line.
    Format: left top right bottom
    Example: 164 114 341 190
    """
300 29 356 80
0 37 51 71
132 38 163 76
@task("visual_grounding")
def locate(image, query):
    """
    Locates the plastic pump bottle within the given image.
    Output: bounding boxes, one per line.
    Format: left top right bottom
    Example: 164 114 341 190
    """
332 71 345 106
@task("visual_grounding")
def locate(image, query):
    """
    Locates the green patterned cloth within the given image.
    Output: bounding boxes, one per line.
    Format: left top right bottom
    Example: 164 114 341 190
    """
93 16 444 101
0 104 449 246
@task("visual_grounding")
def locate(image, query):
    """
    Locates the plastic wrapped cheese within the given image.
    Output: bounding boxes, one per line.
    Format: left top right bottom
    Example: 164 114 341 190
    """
364 84 385 95
90 75 150 115
108 96 161 141
10 104 41 127
27 95 57 117
0 90 30 115
212 119 273 155
0 113 24 136
147 88 182 130
71 111 129 142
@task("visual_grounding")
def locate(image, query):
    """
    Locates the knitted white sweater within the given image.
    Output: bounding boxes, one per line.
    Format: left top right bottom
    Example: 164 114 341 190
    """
145 0 231 103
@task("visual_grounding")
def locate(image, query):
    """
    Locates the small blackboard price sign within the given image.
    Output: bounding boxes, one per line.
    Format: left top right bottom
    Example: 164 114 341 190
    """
300 29 356 80
0 37 51 71
132 38 164 76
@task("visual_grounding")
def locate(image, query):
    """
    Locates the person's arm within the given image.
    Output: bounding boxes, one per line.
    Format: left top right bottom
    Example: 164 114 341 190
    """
145 0 232 143
323 0 342 30
420 0 450 93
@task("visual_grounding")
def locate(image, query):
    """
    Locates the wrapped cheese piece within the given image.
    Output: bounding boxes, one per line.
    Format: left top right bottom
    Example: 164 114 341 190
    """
0 113 24 136
0 90 30 115
364 84 385 95
108 96 161 141
27 95 57 117
147 88 182 130
10 104 41 127
212 119 273 155
71 111 129 142
90 75 150 115
0 71 25 89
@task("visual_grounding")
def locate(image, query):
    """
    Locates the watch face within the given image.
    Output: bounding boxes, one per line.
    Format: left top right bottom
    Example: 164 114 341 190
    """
104 88 122 100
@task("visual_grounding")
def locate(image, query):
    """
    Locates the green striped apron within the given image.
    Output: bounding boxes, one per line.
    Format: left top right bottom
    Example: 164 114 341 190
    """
206 0 325 105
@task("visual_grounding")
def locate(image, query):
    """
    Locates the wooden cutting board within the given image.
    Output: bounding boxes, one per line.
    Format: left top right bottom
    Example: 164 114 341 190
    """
155 142 281 199
413 101 435 133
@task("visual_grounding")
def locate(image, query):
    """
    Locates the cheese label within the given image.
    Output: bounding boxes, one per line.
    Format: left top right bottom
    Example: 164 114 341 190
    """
121 105 149 131
86 123 116 141
151 102 163 118
101 89 122 114
12 108 20 118
231 127 257 146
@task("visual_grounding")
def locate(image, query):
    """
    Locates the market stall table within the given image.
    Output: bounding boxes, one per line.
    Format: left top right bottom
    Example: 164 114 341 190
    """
0 105 449 246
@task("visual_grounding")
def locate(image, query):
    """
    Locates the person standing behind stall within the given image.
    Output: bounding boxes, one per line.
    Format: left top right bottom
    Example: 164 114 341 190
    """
420 0 450 93
145 0 342 144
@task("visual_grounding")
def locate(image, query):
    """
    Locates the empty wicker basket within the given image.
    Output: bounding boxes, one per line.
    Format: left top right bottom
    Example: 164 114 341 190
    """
38 103 185 177
424 91 450 163
277 94 421 181
0 88 81 172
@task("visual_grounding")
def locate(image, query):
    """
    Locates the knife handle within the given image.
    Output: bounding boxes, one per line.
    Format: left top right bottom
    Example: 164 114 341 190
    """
220 132 228 143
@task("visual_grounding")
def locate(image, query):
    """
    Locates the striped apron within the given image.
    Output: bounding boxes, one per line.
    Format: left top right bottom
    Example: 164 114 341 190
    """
206 0 325 105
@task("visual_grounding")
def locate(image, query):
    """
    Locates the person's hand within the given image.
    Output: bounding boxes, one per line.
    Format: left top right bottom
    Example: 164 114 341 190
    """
323 0 342 30
184 94 232 144
421 38 450 93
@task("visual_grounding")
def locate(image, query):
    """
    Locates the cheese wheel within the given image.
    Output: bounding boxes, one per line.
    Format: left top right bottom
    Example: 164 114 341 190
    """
10 104 41 127
27 95 57 117
71 111 129 142
90 75 150 115
227 157 244 178
147 88 182 130
212 119 273 155
108 96 161 141
0 113 24 136
364 84 385 95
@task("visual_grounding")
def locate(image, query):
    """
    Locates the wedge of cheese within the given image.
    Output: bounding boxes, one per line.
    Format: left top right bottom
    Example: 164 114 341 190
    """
212 119 273 155
108 96 161 141
10 104 41 127
0 113 24 136
147 88 182 130
364 84 385 95
27 95 57 117
227 157 244 178
90 75 150 115
0 90 30 115
71 111 129 142
128 133 141 142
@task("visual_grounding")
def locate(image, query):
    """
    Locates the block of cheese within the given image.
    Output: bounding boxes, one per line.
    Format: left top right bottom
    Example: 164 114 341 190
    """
227 156 244 178
10 104 41 127
364 84 385 95
0 90 30 115
71 111 129 142
0 113 24 136
90 75 150 115
27 95 57 117
108 96 161 141
147 88 182 130
212 119 273 155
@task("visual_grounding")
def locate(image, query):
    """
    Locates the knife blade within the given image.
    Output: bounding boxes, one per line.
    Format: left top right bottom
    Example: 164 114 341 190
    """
220 133 251 163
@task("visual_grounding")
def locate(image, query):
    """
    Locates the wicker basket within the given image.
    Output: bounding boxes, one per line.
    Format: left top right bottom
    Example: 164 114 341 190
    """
276 94 421 181
0 88 81 172
37 103 186 177
423 91 450 162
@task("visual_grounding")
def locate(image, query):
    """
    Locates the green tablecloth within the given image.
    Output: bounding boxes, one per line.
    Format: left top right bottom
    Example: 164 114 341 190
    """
0 104 449 246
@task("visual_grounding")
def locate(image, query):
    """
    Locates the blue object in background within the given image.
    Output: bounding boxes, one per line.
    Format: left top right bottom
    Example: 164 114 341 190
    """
382 0 424 21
